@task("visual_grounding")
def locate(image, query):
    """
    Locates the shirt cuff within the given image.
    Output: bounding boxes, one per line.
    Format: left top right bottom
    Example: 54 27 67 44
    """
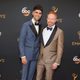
21 56 26 59
54 63 60 66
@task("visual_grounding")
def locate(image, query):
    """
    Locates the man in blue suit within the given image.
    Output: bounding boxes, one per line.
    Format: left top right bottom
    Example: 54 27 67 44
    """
19 5 43 80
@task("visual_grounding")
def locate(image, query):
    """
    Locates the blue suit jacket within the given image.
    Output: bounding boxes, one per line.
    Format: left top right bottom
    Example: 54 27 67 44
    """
19 20 42 60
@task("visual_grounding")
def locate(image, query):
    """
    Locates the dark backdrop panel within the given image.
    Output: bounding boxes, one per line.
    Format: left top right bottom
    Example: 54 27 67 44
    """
0 0 80 80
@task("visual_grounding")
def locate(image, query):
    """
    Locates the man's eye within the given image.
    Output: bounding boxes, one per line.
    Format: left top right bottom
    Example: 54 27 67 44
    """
35 12 42 14
39 13 42 14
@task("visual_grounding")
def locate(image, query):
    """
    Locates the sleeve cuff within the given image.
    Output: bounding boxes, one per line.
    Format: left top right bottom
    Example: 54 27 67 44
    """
21 56 26 59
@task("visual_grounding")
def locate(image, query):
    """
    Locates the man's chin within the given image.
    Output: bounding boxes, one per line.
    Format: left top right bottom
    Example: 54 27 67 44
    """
48 25 53 27
35 18 41 21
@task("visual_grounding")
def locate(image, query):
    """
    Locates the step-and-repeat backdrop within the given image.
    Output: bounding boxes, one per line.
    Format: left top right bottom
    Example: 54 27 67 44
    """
0 0 80 80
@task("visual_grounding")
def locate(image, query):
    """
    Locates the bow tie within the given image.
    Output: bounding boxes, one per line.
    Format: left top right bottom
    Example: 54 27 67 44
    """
35 22 39 25
47 27 52 31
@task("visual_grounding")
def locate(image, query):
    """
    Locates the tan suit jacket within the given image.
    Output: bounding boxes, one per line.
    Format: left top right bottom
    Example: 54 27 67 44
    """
38 26 64 65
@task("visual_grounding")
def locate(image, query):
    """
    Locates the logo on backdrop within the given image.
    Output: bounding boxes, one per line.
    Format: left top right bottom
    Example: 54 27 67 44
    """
72 31 80 46
73 56 80 64
22 7 30 16
51 6 63 23
77 31 80 40
72 73 78 80
78 12 80 18
0 58 6 63
0 32 2 37
0 74 1 79
0 13 6 19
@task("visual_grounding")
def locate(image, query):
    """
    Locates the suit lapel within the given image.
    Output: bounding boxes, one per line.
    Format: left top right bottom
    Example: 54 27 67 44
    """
30 23 38 37
41 27 45 46
37 24 42 36
29 20 42 38
44 26 57 47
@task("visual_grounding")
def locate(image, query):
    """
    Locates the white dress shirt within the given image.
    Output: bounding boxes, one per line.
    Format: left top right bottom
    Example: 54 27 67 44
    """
32 18 39 33
42 25 55 45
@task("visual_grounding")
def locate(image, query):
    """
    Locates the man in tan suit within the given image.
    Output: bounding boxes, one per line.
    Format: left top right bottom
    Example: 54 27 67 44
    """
36 9 64 80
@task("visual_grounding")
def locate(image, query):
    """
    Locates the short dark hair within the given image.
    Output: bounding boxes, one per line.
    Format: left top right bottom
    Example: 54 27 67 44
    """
33 5 43 12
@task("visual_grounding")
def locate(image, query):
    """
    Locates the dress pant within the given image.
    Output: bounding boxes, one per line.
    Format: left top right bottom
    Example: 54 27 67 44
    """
21 60 36 80
36 59 55 80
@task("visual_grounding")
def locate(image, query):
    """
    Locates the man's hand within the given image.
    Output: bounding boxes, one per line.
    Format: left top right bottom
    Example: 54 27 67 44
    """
52 63 58 69
21 56 27 64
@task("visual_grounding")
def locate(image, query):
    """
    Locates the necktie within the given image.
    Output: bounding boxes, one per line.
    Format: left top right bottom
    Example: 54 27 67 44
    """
35 22 39 25
47 27 52 31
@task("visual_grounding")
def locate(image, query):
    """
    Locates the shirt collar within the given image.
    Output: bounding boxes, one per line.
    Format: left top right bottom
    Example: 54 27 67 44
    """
32 18 39 25
32 18 35 25
52 24 55 29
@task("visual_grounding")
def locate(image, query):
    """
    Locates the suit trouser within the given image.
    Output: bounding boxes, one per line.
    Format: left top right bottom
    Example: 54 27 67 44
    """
36 60 54 80
21 60 36 80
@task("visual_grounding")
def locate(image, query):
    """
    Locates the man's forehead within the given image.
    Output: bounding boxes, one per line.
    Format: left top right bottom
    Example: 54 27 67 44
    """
34 10 42 12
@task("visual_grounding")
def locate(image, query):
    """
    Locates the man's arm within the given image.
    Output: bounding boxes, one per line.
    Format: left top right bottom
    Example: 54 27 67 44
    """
19 23 28 64
52 30 64 69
